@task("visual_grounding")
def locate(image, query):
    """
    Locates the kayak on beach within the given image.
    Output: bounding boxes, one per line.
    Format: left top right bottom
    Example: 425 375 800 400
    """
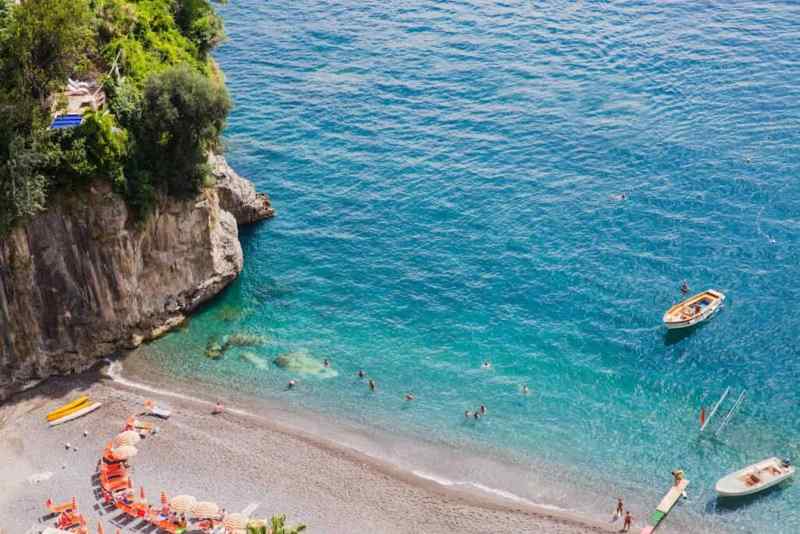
46 395 89 422
48 401 102 427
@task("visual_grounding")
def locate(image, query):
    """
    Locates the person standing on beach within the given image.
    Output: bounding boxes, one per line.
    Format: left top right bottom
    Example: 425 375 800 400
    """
622 510 633 532
613 497 623 521
369 379 376 392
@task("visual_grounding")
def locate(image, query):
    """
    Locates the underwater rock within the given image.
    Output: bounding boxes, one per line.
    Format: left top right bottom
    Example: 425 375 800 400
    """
225 332 269 347
205 337 224 359
273 355 291 368
272 350 338 378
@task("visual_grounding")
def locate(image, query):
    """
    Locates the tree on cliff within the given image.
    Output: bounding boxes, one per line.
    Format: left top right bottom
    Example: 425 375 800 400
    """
127 64 230 197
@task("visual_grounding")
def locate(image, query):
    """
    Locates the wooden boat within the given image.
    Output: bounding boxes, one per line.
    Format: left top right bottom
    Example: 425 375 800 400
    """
662 289 725 329
716 457 794 497
49 401 102 427
46 395 89 421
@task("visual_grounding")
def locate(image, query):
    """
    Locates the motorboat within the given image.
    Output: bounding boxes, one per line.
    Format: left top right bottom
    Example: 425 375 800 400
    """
715 457 794 497
662 289 725 329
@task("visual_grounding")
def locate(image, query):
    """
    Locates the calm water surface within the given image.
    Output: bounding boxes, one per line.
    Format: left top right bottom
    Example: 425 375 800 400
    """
133 1 800 531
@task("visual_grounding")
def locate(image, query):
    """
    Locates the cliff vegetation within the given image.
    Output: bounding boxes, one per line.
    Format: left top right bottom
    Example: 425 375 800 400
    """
0 0 231 235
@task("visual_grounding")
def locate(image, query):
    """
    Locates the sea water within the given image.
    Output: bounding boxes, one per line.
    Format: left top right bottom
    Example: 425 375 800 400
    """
130 1 800 532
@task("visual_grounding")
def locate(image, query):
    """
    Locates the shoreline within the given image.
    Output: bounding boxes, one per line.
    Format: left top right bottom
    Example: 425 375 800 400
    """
0 361 622 534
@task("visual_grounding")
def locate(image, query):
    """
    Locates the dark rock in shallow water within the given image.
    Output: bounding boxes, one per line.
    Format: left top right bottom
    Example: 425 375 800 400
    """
205 338 224 360
273 355 291 369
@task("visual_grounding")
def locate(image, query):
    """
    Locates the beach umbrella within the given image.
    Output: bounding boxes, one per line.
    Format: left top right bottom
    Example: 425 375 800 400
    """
223 512 248 530
112 430 141 447
111 445 138 460
191 500 220 518
170 495 196 514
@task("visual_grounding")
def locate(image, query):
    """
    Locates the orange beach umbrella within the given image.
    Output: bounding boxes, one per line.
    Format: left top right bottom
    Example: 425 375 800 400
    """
170 494 196 514
223 512 248 530
191 500 220 518
112 430 141 447
111 445 138 460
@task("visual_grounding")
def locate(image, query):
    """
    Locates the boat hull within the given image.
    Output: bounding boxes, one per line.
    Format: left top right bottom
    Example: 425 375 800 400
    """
715 458 794 497
49 402 102 427
663 290 725 329
47 395 89 421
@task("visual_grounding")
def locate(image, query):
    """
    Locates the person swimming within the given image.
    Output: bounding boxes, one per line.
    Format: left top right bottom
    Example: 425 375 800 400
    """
482 361 491 369
405 393 415 401
522 385 529 395
464 410 472 418
680 281 689 295
368 379 376 392
357 369 365 379
287 379 296 389
479 404 487 415
323 358 330 367
473 411 481 420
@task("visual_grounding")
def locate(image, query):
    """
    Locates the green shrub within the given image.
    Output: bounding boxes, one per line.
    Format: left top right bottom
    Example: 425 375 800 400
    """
134 64 230 195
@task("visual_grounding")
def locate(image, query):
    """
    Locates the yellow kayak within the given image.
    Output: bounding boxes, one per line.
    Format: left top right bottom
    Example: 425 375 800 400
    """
46 395 90 422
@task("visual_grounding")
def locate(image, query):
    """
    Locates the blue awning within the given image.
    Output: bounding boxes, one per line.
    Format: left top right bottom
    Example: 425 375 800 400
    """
50 114 84 129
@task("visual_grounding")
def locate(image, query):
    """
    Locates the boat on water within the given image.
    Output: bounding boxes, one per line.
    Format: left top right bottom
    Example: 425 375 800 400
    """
662 289 725 329
46 395 89 422
716 457 794 497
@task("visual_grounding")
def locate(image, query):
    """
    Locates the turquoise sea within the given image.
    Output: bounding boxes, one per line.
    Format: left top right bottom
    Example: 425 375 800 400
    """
131 1 800 532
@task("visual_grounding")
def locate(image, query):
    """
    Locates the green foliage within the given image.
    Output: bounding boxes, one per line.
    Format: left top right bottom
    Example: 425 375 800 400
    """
268 515 307 534
175 0 226 55
0 134 51 234
0 0 95 105
0 0 230 235
134 64 230 195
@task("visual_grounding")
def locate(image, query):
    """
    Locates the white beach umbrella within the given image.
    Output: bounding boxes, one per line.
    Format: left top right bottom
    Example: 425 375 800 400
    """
191 500 220 518
112 430 141 448
169 495 196 514
222 513 248 530
110 445 138 460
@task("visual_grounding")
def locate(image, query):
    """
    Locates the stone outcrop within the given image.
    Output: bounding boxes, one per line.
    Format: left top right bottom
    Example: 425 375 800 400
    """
0 160 269 401
211 154 275 224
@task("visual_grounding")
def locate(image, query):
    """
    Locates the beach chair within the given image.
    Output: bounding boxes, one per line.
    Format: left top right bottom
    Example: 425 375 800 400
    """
143 400 171 419
125 416 157 435
55 510 82 531
102 476 131 494
45 497 77 515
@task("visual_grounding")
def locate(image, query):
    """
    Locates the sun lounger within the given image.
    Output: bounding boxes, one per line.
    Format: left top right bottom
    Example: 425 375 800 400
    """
125 416 157 435
102 476 131 493
45 498 76 515
143 400 171 419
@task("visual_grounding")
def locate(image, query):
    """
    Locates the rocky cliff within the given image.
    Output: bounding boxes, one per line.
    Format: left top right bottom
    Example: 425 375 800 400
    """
0 159 273 401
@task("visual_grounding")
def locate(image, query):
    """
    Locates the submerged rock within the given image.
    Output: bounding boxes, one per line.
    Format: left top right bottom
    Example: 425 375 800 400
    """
225 332 269 347
205 338 224 360
272 350 338 378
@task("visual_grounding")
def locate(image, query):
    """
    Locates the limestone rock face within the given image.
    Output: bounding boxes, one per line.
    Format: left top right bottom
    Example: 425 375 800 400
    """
211 154 275 224
0 163 261 401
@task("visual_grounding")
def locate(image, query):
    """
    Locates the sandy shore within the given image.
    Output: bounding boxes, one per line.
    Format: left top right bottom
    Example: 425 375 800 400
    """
1 367 627 534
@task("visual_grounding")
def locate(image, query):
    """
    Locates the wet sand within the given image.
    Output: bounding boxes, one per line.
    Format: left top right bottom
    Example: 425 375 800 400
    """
0 366 627 534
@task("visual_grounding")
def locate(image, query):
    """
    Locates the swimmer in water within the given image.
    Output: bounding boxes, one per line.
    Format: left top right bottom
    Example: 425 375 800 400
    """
465 410 472 419
473 411 481 420
405 393 415 401
287 380 296 389
323 358 330 367
680 280 689 295
482 361 491 369
479 404 487 415
357 369 365 379
368 379 376 392
522 385 529 395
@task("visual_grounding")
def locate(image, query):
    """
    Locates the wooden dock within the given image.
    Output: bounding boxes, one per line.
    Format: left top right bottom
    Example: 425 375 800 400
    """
640 478 689 533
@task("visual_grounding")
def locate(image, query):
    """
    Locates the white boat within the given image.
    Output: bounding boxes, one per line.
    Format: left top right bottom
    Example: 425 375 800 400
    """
715 457 794 497
48 401 102 427
663 289 725 329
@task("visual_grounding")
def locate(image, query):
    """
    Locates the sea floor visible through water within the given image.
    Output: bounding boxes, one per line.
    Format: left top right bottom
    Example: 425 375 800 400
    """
137 0 800 532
